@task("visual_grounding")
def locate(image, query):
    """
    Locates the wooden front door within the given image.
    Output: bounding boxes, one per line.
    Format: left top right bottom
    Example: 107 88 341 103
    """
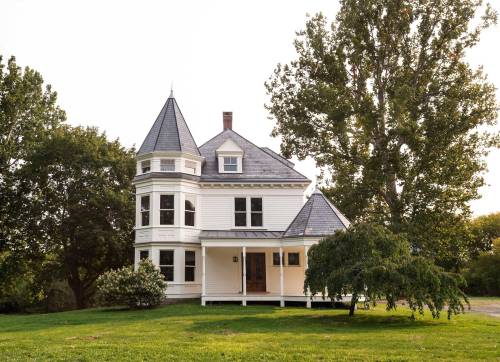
245 253 266 292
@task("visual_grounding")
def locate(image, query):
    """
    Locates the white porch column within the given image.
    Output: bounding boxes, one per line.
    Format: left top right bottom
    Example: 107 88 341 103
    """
201 246 206 306
279 246 284 307
242 246 247 306
305 245 311 308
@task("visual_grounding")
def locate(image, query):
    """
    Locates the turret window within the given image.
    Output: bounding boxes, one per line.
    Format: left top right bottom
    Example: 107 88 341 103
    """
161 159 175 172
141 160 151 173
185 161 196 174
140 195 150 226
185 200 195 226
160 195 175 225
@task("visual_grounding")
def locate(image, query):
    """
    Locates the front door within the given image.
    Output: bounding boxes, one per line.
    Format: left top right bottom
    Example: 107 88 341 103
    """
245 253 266 292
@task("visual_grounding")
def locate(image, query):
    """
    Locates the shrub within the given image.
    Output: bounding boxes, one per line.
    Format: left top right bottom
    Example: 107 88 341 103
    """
96 259 166 309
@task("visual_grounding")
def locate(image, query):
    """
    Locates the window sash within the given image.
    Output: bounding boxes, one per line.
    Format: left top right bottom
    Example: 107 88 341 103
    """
160 195 175 225
185 251 195 282
160 159 175 172
139 250 149 260
288 252 300 266
141 160 151 173
251 198 263 227
141 196 150 226
223 156 238 172
272 252 284 266
159 250 174 281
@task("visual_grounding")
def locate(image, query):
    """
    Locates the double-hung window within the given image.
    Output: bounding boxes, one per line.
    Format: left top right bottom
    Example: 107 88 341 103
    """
185 200 195 226
234 198 247 227
141 160 151 173
139 250 149 261
160 195 174 225
185 251 195 282
250 198 263 227
223 157 238 172
161 159 175 172
140 195 150 226
159 250 174 281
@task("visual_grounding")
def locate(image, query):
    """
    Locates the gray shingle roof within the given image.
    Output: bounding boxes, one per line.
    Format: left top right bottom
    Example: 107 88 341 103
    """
137 92 200 156
200 230 283 239
198 129 309 182
283 188 350 238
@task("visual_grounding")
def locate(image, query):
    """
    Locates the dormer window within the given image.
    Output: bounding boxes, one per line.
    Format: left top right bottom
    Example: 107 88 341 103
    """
161 159 175 172
141 160 151 173
223 157 238 172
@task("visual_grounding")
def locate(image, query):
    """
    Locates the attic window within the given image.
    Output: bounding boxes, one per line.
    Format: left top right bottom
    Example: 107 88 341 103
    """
223 157 238 172
161 159 175 172
141 160 151 173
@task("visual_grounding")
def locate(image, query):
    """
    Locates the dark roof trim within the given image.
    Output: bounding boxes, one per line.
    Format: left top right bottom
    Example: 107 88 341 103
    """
200 230 284 239
133 172 200 183
199 178 310 183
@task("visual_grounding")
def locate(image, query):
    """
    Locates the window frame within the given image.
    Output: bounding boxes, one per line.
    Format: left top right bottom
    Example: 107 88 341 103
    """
184 250 196 282
233 196 264 228
272 252 285 266
250 197 263 227
234 197 247 227
184 199 196 227
160 194 175 226
140 195 150 227
287 252 300 266
159 250 174 282
185 160 197 174
141 160 151 173
139 250 149 261
223 156 238 172
160 159 175 172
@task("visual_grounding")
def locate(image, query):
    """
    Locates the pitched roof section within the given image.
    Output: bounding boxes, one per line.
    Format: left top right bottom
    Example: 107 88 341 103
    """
137 92 200 156
283 188 350 238
198 129 309 182
200 230 283 239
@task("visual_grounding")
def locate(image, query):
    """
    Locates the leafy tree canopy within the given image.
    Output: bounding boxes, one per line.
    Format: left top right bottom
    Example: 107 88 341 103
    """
266 0 499 270
305 223 468 318
468 212 500 257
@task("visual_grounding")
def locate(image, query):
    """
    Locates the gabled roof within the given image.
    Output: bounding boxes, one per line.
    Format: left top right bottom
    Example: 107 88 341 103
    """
283 188 350 238
198 129 310 183
137 91 200 156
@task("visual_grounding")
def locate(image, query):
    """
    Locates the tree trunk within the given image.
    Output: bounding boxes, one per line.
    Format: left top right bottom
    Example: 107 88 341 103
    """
349 293 358 316
68 278 87 309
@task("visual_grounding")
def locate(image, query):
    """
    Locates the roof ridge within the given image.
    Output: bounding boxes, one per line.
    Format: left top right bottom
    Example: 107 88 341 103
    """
171 97 182 152
283 194 313 237
260 147 295 168
172 97 201 155
322 195 351 228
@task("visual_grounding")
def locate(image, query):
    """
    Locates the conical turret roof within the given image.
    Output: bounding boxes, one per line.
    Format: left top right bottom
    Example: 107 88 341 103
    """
283 188 350 238
138 92 200 156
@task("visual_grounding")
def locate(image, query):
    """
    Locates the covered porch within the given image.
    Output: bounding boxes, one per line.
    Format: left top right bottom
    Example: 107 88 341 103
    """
200 231 314 307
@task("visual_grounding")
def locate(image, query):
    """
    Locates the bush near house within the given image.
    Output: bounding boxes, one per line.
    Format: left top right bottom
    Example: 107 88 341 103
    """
96 260 167 309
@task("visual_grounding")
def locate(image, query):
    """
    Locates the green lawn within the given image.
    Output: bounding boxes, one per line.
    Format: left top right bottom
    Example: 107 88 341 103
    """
0 300 499 361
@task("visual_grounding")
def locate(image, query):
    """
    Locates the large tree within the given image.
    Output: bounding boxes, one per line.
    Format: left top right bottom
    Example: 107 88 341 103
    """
0 56 66 305
19 126 136 308
266 1 499 270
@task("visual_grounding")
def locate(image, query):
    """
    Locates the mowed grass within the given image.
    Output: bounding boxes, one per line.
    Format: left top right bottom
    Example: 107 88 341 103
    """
0 299 499 361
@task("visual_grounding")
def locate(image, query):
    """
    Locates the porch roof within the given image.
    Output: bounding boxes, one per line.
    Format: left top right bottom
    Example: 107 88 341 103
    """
200 230 283 239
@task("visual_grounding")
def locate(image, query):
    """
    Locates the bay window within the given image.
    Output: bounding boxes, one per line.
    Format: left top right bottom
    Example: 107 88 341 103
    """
185 250 196 282
140 195 150 226
160 195 174 225
161 159 175 172
159 250 174 281
185 200 195 226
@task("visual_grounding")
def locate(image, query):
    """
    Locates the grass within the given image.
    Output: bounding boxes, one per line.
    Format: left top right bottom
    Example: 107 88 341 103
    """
0 299 499 361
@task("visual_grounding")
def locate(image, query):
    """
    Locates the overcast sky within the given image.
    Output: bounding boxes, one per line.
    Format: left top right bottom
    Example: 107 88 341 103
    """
2 0 499 216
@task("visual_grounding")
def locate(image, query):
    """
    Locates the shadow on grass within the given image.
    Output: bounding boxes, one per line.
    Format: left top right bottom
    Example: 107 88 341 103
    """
0 302 276 333
188 312 437 335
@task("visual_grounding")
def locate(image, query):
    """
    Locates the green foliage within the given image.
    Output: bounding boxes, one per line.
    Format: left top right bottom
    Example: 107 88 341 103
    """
266 0 499 270
305 223 467 318
468 212 500 257
18 125 136 309
96 259 167 309
464 238 500 296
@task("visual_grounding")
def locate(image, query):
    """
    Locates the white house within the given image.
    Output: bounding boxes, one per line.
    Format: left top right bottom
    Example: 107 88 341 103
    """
133 91 350 307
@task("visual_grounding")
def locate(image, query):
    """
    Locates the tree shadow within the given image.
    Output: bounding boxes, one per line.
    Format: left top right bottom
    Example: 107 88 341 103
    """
188 312 437 335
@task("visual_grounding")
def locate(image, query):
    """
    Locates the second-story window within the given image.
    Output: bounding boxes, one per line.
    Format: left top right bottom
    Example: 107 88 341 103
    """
251 198 263 227
141 160 151 173
160 195 174 225
185 200 195 226
161 159 175 172
140 195 150 226
234 197 247 227
223 156 238 172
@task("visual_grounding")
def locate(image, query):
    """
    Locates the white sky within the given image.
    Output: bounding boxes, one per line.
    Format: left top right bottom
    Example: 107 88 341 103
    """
2 0 499 216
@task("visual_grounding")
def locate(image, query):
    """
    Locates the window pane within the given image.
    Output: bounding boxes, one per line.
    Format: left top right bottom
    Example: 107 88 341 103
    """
235 212 246 227
140 250 149 260
160 210 174 225
159 250 174 265
251 198 262 212
273 252 281 266
185 267 195 282
185 251 195 266
185 200 195 211
141 160 151 173
160 195 174 209
141 196 150 211
160 266 174 281
224 164 237 171
161 159 175 172
185 211 195 226
288 252 300 266
235 198 246 211
141 211 149 226
251 212 263 227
